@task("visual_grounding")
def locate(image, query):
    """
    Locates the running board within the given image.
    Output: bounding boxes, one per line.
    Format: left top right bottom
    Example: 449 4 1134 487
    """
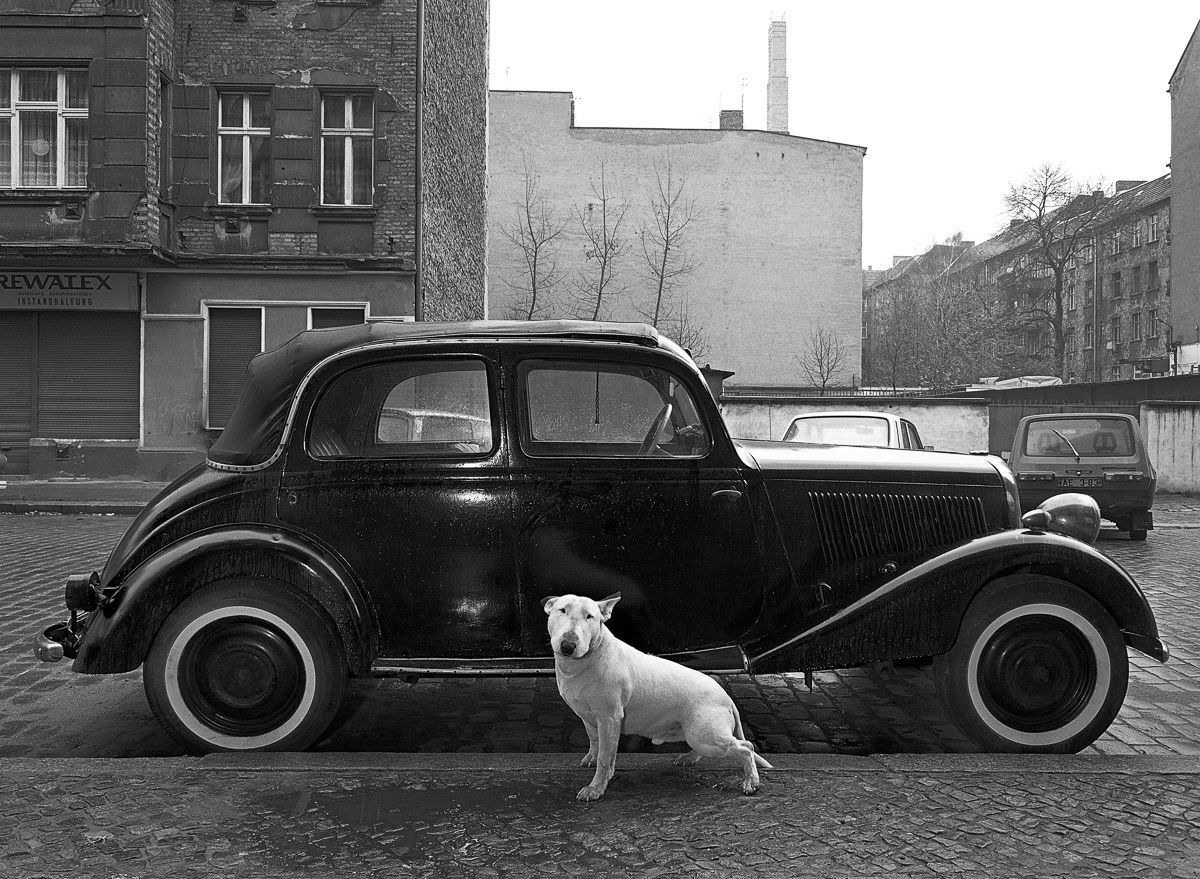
370 645 748 678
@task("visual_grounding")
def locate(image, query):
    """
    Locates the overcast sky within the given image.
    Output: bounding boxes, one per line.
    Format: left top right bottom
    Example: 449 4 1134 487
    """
489 1 1199 271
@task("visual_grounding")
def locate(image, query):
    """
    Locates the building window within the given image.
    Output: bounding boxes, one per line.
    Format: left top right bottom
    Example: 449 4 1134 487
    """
1084 322 1094 349
207 306 264 429
1149 214 1159 242
1149 308 1160 337
0 68 88 188
1131 311 1142 341
1110 272 1122 299
1081 242 1094 263
1132 222 1143 248
217 92 270 204
1109 233 1122 256
1085 280 1094 304
321 94 373 206
1132 265 1142 295
1111 317 1122 346
1148 260 1159 291
1065 328 1077 355
1066 282 1076 311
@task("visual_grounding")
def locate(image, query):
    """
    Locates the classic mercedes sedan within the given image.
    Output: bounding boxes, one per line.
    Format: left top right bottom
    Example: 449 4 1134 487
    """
35 321 1168 755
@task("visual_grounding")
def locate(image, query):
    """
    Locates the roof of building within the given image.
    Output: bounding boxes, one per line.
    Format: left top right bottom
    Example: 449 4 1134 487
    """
1092 174 1170 225
1170 18 1200 88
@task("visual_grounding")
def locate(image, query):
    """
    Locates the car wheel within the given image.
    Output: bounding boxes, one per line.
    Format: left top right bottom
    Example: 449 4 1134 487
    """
144 580 347 753
1129 529 1148 541
933 575 1127 753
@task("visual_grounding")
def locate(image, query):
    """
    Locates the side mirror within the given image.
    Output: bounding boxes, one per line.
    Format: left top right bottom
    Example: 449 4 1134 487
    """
923 445 934 451
1000 450 1011 462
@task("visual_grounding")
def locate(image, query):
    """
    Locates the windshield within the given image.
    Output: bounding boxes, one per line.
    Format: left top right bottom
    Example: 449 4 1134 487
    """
783 415 891 446
1024 418 1136 457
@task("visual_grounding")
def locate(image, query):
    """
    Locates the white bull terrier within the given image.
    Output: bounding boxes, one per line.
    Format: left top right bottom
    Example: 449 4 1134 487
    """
544 592 771 801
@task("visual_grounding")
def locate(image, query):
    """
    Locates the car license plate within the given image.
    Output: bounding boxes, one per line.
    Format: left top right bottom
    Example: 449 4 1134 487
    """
1059 477 1101 488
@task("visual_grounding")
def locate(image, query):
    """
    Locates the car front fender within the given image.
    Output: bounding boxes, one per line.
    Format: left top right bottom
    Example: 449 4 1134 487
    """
72 526 379 675
746 529 1167 673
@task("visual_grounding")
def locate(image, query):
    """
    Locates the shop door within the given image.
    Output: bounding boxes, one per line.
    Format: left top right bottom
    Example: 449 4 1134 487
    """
0 314 34 474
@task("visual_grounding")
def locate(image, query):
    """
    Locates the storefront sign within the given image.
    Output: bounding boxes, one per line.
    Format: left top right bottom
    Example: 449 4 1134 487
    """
0 272 139 311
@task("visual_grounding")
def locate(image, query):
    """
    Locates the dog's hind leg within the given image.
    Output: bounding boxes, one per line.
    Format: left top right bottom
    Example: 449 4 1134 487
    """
672 750 703 767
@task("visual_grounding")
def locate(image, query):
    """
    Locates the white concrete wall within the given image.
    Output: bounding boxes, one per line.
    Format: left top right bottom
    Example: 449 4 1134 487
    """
1141 401 1200 492
719 397 990 453
487 90 865 387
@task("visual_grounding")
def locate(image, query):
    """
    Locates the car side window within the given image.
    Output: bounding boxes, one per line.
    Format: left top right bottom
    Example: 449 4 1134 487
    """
903 421 924 450
519 359 711 458
308 358 493 459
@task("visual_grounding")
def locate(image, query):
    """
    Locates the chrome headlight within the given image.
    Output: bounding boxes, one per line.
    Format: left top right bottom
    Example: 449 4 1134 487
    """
1021 493 1101 544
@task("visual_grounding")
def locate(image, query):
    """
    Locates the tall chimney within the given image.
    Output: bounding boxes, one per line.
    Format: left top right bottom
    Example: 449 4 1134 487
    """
767 20 788 133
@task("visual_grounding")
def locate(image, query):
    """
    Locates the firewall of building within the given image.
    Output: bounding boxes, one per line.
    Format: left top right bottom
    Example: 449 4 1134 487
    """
0 0 487 479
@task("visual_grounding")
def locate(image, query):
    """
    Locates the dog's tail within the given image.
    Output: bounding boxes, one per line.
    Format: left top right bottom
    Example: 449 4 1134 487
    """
731 704 773 769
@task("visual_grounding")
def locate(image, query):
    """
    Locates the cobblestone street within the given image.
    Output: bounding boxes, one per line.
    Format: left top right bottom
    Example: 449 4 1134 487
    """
2 510 1198 758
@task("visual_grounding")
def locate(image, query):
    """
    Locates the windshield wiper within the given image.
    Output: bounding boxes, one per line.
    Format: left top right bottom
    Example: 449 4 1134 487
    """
1049 428 1081 462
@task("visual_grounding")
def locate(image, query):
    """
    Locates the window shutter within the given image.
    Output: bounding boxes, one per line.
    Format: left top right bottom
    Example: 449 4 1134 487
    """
311 307 366 329
37 313 139 438
208 307 262 428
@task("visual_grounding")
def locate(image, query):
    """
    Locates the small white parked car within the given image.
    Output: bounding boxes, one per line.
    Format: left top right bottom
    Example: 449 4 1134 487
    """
782 411 929 450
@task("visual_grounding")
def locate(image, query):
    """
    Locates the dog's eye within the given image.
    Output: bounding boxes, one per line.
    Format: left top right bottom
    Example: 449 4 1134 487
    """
586 614 594 620
559 608 566 614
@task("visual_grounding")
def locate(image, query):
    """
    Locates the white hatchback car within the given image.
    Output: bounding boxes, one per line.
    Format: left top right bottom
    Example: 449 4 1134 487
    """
782 411 929 450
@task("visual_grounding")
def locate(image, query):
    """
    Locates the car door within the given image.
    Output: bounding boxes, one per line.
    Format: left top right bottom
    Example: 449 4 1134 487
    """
277 348 520 659
507 348 765 659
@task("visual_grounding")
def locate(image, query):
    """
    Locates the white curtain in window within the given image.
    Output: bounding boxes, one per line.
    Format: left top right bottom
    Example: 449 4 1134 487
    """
20 111 55 186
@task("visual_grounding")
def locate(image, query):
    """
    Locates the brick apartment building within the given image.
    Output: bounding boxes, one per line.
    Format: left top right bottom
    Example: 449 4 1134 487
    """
0 0 487 478
863 177 1171 387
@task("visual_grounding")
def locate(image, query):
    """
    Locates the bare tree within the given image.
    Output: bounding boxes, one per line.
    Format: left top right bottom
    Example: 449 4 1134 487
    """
798 326 849 394
660 293 710 361
637 157 698 326
865 277 923 391
1004 164 1106 378
501 154 567 320
570 163 630 321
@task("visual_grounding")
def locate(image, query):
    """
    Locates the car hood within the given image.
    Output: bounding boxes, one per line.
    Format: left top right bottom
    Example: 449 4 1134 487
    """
733 439 1003 487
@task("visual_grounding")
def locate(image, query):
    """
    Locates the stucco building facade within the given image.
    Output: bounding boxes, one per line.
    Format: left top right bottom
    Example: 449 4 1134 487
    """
1170 19 1200 371
486 90 866 388
0 0 488 477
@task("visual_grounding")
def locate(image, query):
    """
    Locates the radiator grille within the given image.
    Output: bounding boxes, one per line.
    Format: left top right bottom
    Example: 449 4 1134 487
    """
810 491 989 566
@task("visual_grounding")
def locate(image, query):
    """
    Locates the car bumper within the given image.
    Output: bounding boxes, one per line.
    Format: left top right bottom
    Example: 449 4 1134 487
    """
33 571 102 664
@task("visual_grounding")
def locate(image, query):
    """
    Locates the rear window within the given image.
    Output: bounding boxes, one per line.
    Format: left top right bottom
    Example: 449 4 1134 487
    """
784 416 890 446
1023 418 1136 458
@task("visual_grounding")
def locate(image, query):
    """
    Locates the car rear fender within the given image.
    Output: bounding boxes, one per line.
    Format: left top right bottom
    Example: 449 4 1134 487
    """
72 526 379 675
747 529 1165 673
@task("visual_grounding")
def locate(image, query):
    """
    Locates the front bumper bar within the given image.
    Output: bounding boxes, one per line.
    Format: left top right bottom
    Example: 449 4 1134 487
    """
33 571 101 663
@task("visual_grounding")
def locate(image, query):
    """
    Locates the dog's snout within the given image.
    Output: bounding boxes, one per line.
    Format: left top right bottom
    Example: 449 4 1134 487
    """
560 639 577 656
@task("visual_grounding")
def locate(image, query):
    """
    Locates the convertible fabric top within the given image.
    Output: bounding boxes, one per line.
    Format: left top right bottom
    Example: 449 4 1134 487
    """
207 320 663 467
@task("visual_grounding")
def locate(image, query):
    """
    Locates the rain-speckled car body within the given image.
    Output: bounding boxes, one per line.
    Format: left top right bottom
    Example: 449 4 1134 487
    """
36 321 1167 754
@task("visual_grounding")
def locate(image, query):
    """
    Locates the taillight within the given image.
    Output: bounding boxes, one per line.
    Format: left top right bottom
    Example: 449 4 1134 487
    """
1104 471 1145 482
1017 472 1055 481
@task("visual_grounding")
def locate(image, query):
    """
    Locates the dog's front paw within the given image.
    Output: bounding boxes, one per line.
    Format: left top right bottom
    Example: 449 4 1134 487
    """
579 752 597 768
576 783 606 802
741 779 760 796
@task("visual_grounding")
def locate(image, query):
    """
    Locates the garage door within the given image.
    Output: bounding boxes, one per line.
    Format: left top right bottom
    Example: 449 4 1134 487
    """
0 313 34 474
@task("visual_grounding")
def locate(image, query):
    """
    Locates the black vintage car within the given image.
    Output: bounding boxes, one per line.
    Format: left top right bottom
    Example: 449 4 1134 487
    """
36 321 1167 754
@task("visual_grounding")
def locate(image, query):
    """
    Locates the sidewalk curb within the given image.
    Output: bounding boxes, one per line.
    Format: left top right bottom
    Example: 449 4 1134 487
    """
0 501 146 515
2 753 1196 776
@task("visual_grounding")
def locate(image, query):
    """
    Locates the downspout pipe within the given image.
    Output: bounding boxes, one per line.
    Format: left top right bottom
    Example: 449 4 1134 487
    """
414 0 425 320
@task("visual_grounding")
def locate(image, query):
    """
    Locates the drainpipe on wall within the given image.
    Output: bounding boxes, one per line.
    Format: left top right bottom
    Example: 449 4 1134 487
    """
1092 234 1099 380
413 0 425 320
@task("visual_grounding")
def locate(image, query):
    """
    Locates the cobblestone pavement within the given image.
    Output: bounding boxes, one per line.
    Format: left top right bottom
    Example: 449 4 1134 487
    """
1 754 1197 878
2 512 1198 759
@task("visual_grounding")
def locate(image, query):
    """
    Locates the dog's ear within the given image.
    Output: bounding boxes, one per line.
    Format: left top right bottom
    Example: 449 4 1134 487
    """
596 592 621 621
541 596 561 615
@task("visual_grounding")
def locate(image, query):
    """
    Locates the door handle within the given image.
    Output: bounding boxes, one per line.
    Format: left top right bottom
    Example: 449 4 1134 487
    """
710 489 743 503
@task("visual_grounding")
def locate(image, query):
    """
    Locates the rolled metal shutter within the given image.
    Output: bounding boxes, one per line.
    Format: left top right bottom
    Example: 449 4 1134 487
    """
37 312 139 438
311 307 365 329
0 313 35 473
208 307 263 428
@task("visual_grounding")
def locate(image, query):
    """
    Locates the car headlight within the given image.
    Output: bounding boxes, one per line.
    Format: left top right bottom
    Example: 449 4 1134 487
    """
1021 493 1101 544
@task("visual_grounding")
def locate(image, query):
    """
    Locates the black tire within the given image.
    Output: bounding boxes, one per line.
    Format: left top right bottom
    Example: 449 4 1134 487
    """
144 579 347 753
1129 529 1148 541
933 576 1128 753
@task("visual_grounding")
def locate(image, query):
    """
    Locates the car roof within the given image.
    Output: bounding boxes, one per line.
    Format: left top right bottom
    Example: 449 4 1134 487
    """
1018 412 1137 423
790 411 899 420
208 320 685 469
